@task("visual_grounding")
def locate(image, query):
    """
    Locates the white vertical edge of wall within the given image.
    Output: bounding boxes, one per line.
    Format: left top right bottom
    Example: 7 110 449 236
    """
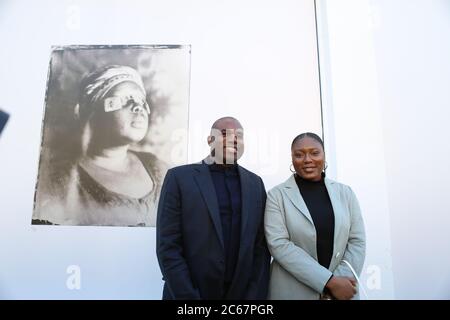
315 0 395 299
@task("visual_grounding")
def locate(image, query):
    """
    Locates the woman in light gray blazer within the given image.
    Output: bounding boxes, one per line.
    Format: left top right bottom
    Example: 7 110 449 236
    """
264 133 365 300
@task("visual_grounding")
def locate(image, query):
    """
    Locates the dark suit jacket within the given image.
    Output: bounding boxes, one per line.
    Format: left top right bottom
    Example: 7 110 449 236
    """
156 160 270 300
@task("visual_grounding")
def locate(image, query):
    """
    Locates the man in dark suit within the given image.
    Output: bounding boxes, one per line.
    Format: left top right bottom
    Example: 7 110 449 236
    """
156 116 270 299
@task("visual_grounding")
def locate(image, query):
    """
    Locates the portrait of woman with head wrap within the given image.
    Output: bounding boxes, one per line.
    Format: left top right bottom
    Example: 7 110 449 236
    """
33 64 168 226
32 49 188 226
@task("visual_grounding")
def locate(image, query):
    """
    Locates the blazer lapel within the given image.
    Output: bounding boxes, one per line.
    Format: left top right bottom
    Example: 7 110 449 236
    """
324 177 343 269
237 166 252 241
283 175 314 225
193 161 224 250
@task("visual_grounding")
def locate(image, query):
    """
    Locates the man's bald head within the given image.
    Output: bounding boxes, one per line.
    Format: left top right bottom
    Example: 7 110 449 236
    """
210 116 243 133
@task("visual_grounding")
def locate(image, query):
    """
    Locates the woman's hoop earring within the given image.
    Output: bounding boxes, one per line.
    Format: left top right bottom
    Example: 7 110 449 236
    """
324 161 328 171
290 164 296 173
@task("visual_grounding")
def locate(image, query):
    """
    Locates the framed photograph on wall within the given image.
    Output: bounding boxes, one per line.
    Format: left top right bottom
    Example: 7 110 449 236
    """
32 45 190 227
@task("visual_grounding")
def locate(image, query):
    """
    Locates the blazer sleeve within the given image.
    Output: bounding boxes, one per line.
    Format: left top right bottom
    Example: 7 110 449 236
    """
264 188 333 293
156 169 201 299
333 186 366 278
245 177 271 299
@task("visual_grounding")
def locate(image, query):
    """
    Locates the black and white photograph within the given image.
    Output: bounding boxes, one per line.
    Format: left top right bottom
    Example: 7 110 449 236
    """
32 45 190 227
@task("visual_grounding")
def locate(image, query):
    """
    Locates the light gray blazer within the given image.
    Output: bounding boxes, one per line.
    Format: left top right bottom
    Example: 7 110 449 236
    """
264 175 366 300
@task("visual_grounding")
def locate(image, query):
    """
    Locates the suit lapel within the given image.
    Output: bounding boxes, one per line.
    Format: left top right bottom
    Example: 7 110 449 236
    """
237 166 252 241
193 162 224 250
227 165 255 297
283 175 314 225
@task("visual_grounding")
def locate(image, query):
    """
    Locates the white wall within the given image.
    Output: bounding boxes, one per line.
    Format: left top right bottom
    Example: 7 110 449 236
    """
318 0 450 299
0 0 322 299
317 0 395 299
372 0 450 300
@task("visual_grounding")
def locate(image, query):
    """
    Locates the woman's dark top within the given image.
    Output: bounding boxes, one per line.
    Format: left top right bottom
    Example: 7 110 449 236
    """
295 174 335 269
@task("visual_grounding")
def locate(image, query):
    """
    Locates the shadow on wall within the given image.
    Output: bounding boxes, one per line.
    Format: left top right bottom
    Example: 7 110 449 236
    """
0 109 9 136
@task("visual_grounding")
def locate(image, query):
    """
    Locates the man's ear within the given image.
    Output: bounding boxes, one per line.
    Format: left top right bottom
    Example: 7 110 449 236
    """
207 135 215 146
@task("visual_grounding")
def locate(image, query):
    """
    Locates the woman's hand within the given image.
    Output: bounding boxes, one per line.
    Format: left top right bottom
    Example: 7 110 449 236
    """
325 276 357 300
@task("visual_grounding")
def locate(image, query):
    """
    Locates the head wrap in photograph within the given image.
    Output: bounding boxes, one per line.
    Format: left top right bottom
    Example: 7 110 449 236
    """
75 65 147 121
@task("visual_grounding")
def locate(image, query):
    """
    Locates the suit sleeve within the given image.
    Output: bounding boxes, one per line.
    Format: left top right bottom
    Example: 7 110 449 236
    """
244 177 271 299
156 169 201 299
264 187 333 293
333 187 366 278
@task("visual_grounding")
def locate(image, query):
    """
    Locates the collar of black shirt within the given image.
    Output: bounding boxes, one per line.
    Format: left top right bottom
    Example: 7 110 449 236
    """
208 162 239 174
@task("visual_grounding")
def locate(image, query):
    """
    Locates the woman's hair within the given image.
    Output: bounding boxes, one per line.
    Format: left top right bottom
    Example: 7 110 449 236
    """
291 132 324 150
